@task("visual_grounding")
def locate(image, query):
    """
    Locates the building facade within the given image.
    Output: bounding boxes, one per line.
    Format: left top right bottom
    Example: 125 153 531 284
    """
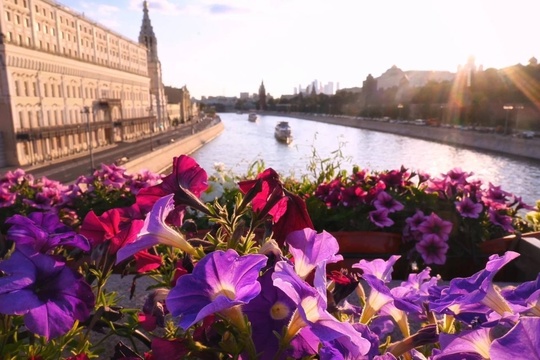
0 0 165 167
164 85 197 124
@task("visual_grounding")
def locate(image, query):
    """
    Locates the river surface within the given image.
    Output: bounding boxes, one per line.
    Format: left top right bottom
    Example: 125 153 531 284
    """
191 113 540 206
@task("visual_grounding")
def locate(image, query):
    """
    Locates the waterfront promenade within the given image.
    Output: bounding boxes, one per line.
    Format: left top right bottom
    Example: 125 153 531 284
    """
269 112 540 162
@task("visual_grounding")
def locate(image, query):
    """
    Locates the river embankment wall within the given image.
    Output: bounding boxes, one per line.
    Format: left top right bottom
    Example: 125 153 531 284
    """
270 112 540 162
123 120 224 174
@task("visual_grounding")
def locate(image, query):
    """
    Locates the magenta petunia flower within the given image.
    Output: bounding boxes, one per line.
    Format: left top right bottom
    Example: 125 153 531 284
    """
116 194 196 265
166 249 267 330
455 197 483 219
373 191 404 213
488 209 514 233
80 206 145 255
0 250 95 339
136 155 208 222
369 209 394 228
417 213 453 242
415 234 449 265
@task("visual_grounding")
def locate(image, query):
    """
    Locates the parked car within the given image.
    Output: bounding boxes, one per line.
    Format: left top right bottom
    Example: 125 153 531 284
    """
519 131 535 139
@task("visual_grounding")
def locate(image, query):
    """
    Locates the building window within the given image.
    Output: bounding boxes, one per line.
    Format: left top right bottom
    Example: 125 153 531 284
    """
25 17 30 27
18 111 24 129
14 80 20 96
7 32 12 42
57 84 61 97
23 81 29 96
33 82 37 96
44 25 48 34
66 86 70 98
16 14 20 24
18 35 22 45
26 37 31 46
51 84 55 97
43 83 48 97
27 111 33 128
5 11 11 22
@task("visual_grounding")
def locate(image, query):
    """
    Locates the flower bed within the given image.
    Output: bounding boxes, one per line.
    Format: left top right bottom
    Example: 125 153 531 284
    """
1 155 540 359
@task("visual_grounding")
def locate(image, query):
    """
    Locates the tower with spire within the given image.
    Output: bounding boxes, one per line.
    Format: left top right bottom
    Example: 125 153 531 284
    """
258 81 267 111
139 1 168 131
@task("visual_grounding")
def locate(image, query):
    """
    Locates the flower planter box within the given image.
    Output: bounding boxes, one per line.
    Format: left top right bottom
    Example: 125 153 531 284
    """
481 231 540 282
328 231 409 278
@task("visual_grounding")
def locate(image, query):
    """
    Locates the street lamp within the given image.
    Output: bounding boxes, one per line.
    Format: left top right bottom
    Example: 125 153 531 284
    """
440 104 446 125
397 104 403 120
515 105 524 131
503 105 513 135
147 107 155 151
81 106 95 174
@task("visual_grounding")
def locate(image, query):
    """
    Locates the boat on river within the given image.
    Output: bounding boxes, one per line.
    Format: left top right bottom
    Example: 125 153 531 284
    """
248 112 258 122
274 121 293 144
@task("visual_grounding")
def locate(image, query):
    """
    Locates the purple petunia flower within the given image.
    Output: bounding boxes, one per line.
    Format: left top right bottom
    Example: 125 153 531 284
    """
500 273 540 315
272 261 371 358
369 209 394 228
352 255 401 283
415 234 449 265
434 327 492 359
243 267 315 360
405 210 426 232
455 197 483 219
373 191 404 213
0 250 95 339
429 251 519 317
490 317 540 358
286 228 342 280
6 212 90 254
166 249 267 330
417 213 453 242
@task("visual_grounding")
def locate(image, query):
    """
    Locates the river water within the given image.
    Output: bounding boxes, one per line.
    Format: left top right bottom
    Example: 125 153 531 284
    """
191 113 540 206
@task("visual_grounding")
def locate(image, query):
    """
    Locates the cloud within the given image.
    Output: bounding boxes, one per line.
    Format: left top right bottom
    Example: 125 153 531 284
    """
77 2 121 28
128 0 182 14
207 3 246 15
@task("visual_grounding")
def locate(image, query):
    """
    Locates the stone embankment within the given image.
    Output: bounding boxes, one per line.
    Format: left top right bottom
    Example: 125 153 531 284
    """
122 119 224 174
272 112 540 162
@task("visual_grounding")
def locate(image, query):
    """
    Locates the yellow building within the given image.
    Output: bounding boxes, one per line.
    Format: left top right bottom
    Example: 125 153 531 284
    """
0 0 167 167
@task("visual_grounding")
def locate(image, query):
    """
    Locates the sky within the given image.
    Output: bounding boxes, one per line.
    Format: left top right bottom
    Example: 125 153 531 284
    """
61 0 539 99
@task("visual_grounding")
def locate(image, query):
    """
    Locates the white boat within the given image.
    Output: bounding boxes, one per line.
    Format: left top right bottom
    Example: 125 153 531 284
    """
274 121 293 144
248 112 258 122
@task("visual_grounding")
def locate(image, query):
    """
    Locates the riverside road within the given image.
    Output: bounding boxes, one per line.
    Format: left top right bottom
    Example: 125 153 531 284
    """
3 119 215 184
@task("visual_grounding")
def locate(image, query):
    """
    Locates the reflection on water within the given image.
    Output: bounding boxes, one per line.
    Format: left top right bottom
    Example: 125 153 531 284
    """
191 113 540 205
